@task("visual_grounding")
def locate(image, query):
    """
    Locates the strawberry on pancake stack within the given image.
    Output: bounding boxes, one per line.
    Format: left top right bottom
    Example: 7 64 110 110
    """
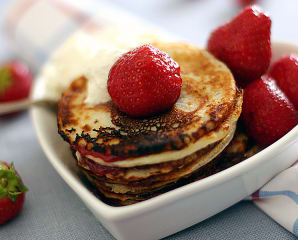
58 42 242 205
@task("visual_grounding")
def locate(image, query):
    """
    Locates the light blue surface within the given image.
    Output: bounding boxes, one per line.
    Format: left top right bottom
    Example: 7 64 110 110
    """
0 0 297 239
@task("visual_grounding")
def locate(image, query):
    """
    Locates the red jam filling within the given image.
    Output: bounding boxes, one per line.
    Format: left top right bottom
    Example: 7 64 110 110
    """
83 156 120 176
73 145 126 162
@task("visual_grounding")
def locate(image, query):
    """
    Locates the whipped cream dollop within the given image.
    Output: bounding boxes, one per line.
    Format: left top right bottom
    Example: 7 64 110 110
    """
84 47 124 105
40 26 171 105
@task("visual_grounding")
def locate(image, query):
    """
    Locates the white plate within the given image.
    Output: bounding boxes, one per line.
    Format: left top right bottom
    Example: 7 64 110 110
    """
31 41 298 240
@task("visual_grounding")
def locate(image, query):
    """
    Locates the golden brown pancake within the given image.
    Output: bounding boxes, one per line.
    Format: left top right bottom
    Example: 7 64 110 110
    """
57 41 243 205
80 128 260 206
58 42 241 168
78 121 234 193
75 102 239 185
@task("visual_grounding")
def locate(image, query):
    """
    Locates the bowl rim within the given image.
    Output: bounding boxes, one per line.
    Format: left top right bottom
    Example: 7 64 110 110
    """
31 40 298 221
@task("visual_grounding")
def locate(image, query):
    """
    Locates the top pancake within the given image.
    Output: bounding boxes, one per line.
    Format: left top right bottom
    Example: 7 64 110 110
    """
58 42 241 166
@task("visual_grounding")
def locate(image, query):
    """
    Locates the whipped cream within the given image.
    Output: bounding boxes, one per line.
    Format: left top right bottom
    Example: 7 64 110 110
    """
40 25 171 105
84 46 124 105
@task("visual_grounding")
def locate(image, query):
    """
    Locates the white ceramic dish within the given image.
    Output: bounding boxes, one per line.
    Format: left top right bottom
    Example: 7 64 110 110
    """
31 41 298 240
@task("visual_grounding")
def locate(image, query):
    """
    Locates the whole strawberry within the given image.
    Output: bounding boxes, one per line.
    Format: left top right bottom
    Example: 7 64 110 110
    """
0 161 28 224
242 75 298 147
108 44 182 117
0 61 32 103
207 5 271 87
269 54 298 109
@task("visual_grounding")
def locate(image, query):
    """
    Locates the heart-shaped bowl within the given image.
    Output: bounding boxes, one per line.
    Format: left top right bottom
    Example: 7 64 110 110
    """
31 41 298 240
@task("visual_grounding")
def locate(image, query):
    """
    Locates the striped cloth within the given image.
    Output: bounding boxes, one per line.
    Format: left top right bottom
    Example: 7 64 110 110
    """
247 161 298 236
4 0 298 237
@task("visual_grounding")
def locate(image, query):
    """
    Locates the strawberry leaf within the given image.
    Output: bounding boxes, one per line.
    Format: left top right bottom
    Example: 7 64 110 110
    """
0 186 6 199
0 162 8 171
19 183 28 193
9 163 16 173
0 162 28 200
8 192 17 202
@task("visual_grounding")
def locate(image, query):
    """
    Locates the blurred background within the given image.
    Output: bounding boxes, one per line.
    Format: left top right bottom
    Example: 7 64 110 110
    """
0 0 298 69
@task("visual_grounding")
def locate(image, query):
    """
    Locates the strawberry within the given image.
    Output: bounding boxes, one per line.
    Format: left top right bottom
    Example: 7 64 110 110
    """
207 5 271 87
0 61 32 103
108 44 182 117
0 161 28 224
241 75 298 147
237 0 256 6
269 54 298 109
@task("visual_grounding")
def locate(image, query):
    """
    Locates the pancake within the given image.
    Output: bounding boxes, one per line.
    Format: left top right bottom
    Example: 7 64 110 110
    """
75 99 240 184
57 41 243 205
80 123 235 195
80 126 259 205
58 42 241 168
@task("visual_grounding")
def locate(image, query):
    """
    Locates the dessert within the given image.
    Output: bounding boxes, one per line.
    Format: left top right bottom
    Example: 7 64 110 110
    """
55 5 297 205
57 42 242 205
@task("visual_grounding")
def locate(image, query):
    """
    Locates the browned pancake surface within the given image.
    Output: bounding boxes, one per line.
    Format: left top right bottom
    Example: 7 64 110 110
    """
58 42 239 159
80 128 260 205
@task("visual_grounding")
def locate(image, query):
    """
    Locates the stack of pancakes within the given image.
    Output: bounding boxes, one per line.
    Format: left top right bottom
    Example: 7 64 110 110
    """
57 42 243 205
